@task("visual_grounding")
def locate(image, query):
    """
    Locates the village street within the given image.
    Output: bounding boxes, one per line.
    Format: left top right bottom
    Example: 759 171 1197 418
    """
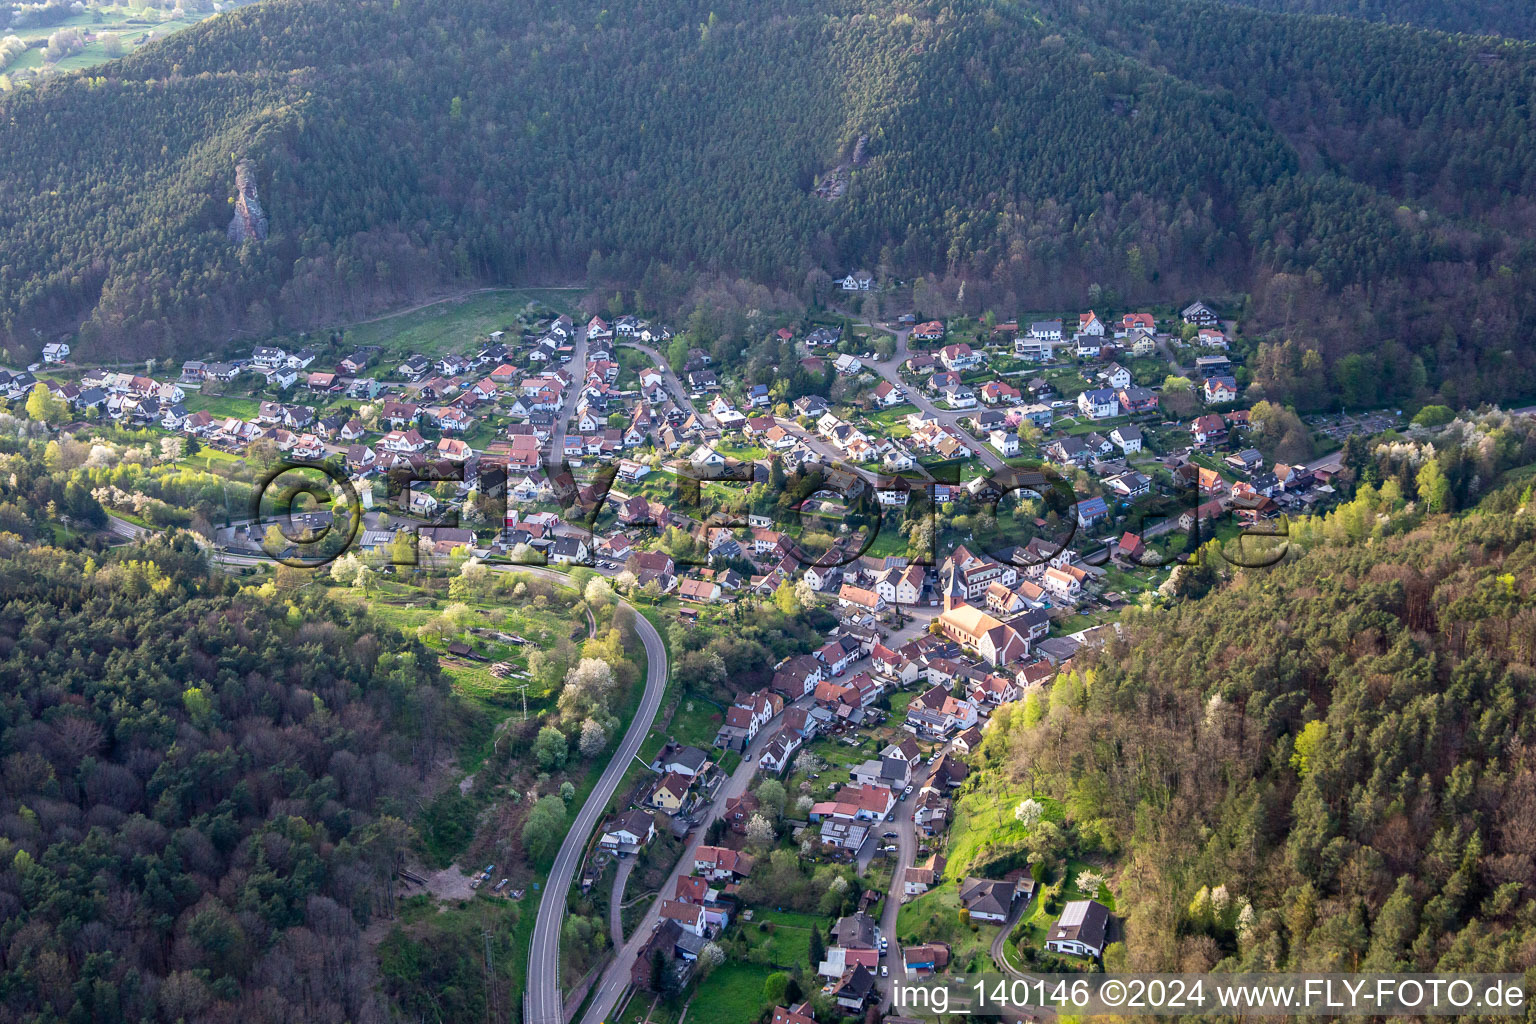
862 328 1008 474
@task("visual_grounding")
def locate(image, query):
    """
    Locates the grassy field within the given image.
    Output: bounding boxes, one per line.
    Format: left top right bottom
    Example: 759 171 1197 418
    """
686 963 776 1024
742 909 823 968
662 696 726 750
340 289 583 360
944 781 1065 881
182 392 263 419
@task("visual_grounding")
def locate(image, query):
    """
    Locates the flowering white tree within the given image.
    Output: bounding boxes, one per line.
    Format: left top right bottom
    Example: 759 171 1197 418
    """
1014 798 1044 827
559 657 617 722
744 813 775 845
579 717 608 757
1075 869 1105 896
584 575 615 609
1236 900 1256 941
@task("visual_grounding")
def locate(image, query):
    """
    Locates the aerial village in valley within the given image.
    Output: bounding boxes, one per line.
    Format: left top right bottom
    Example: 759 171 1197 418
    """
13 282 1372 1024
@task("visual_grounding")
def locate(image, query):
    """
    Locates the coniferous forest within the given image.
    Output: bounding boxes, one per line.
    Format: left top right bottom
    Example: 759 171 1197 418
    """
1 0 1536 408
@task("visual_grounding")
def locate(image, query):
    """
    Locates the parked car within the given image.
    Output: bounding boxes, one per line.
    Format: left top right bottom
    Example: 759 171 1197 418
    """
881 965 889 977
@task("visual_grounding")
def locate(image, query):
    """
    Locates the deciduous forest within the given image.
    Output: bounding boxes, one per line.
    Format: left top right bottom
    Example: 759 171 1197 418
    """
0 536 447 1023
984 470 1536 976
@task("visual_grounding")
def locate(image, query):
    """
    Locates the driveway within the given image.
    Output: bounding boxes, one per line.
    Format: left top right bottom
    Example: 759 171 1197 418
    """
609 855 637 946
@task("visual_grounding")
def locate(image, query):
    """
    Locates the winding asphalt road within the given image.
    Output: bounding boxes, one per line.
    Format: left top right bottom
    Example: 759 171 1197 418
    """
522 575 669 1024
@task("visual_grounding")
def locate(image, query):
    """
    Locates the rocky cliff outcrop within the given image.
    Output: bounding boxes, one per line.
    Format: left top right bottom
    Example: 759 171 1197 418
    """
227 160 268 243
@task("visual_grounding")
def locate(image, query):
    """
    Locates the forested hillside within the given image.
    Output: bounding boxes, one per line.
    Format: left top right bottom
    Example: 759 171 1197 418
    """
1215 0 1536 40
985 477 1536 975
3 0 1536 406
0 536 447 1023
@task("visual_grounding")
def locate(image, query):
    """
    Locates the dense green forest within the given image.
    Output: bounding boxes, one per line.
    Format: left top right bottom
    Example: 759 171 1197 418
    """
1215 0 1536 40
0 536 448 1023
983 465 1536 977
3 0 1536 408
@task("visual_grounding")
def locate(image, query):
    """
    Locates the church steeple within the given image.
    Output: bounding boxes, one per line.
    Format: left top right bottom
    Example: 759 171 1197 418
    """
943 564 966 612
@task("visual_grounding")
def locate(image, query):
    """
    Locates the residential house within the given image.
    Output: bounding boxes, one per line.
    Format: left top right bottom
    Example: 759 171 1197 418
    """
755 733 804 773
649 773 693 813
771 654 824 699
1075 496 1110 529
1046 900 1111 959
1190 413 1228 445
832 964 876 1013
599 809 656 853
910 321 945 343
656 745 710 778
1043 566 1083 602
1117 386 1158 415
694 846 755 881
870 380 903 408
1194 355 1233 379
939 343 982 372
1121 312 1155 335
980 380 1021 405
1104 471 1151 500
1204 376 1239 404
837 584 887 616
1099 363 1132 390
1181 301 1220 327
874 564 924 607
904 684 979 739
959 877 1025 923
1109 424 1143 453
903 853 947 896
379 429 429 453
1077 388 1120 420
902 943 951 976
659 900 707 938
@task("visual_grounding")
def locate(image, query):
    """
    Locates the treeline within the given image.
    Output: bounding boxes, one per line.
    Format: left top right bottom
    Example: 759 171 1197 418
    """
986 476 1536 976
0 536 448 1023
4 0 1536 408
